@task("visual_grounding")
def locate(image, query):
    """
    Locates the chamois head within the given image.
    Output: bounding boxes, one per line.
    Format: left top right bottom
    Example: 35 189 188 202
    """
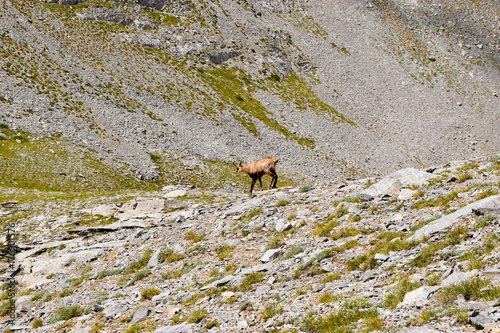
234 161 244 174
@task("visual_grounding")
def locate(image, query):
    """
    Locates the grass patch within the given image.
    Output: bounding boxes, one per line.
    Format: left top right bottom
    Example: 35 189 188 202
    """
128 269 151 286
276 200 291 207
313 218 340 237
301 298 382 333
476 189 499 201
458 163 479 171
318 293 335 303
186 309 207 323
438 278 500 304
330 227 372 241
294 250 332 279
412 190 465 210
261 303 283 321
285 245 304 259
382 279 421 309
158 248 186 263
241 208 263 221
474 214 498 230
411 215 441 231
238 272 265 292
183 231 204 244
141 288 160 300
299 185 312 193
412 226 467 267
98 269 123 279
215 244 234 260
51 305 83 323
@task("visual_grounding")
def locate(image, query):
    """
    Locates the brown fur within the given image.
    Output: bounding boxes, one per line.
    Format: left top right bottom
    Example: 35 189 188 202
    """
235 157 279 196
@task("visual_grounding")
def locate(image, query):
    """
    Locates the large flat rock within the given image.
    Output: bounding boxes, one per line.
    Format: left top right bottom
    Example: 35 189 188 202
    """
360 168 436 200
407 195 500 242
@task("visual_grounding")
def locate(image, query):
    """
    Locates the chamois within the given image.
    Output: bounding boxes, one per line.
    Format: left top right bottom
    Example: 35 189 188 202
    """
235 157 279 196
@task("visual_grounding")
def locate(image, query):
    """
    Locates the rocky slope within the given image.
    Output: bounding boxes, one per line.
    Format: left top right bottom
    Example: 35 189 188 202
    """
1 154 499 332
0 0 499 182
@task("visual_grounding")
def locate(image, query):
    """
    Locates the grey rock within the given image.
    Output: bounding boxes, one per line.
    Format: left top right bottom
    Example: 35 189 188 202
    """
148 248 161 267
374 253 389 262
163 190 187 198
469 315 494 327
402 286 440 305
398 189 415 201
441 271 472 287
265 207 278 216
361 168 436 200
275 220 292 233
154 324 197 333
200 275 235 291
261 249 282 262
131 307 150 324
15 295 33 313
466 301 489 311
103 303 128 319
482 269 500 277
408 195 500 241
240 263 273 275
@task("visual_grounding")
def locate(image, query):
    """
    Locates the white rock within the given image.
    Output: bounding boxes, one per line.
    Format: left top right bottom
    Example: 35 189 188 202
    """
408 194 500 242
398 189 415 201
261 249 282 262
163 190 187 198
275 220 292 233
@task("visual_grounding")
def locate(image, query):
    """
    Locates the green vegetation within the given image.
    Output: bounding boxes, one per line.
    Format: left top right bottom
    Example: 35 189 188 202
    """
438 278 500 304
162 261 206 280
313 218 340 237
318 293 335 303
412 226 468 267
32 318 43 328
98 269 123 279
141 288 160 300
186 309 207 323
241 208 263 221
276 200 291 207
330 227 373 241
51 305 83 323
261 303 283 321
299 185 312 193
294 250 332 279
476 189 499 200
381 279 421 309
474 214 498 230
158 248 186 263
238 272 265 292
183 230 204 244
412 190 466 210
215 244 234 260
126 249 153 273
301 298 382 333
128 269 151 286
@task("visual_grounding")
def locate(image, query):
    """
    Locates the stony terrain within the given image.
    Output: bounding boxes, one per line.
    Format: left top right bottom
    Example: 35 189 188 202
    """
0 0 499 182
1 154 499 332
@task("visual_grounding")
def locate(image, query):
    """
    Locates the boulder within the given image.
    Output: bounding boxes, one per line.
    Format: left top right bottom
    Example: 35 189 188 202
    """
131 307 150 324
117 198 187 218
261 249 282 262
360 168 436 200
407 195 500 242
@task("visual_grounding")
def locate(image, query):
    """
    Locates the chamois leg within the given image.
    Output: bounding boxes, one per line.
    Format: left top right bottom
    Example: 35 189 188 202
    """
249 177 256 197
259 177 263 191
269 172 278 189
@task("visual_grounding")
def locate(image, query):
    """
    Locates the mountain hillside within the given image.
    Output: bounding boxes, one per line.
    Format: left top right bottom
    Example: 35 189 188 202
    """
0 0 499 185
1 154 499 332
